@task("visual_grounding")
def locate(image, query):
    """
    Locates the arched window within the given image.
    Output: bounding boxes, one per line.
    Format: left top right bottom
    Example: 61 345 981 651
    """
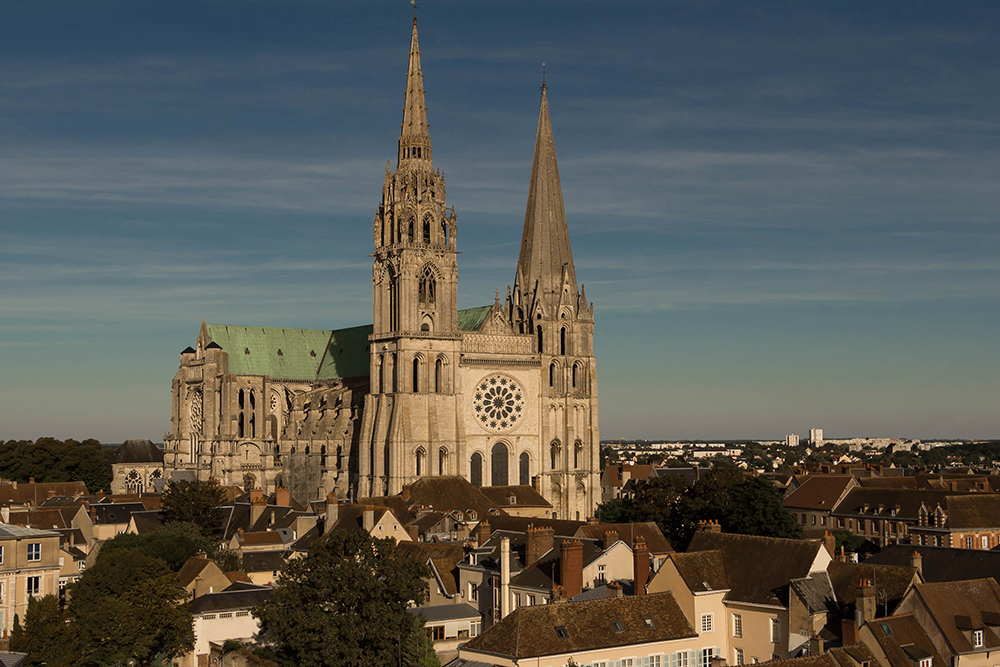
519 452 530 486
574 440 583 469
439 447 448 475
412 357 420 393
387 267 399 331
378 354 385 393
419 267 437 305
423 215 432 244
470 453 483 487
416 448 425 476
408 217 415 243
391 353 398 393
572 363 578 388
249 388 256 410
560 327 566 355
537 325 543 353
238 412 245 438
238 388 245 409
549 363 556 388
435 358 443 393
442 221 449 246
249 412 256 438
550 441 561 470
491 442 509 486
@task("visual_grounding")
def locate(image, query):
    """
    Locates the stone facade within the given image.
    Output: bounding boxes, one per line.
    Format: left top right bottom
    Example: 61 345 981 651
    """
163 17 599 520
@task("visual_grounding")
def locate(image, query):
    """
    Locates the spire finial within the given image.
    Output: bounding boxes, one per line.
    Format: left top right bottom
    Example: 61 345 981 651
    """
411 0 418 20
542 62 546 90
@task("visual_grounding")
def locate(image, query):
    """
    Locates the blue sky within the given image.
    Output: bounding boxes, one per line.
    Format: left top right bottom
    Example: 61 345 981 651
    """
2 1 998 443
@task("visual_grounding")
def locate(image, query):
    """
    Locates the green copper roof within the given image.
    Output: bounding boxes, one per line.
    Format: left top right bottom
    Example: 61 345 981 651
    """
205 306 490 381
456 305 491 332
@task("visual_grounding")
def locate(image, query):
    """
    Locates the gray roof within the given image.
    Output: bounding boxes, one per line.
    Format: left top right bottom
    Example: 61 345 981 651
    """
0 524 59 539
790 571 838 614
189 587 273 614
108 439 164 465
243 551 288 573
408 603 480 623
0 653 28 667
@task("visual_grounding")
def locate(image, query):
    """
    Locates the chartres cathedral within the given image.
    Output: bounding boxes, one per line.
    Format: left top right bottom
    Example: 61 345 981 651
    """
163 18 600 520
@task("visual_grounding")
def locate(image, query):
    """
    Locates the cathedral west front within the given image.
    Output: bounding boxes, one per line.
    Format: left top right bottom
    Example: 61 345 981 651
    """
163 17 600 521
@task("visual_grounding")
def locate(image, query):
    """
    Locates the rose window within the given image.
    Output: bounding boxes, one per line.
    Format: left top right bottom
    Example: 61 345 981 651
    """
472 374 524 432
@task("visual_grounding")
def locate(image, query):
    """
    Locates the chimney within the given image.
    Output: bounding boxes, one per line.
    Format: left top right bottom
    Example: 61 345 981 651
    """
531 475 541 493
603 529 619 550
633 537 649 595
824 531 836 558
249 488 264 503
250 496 267 524
838 546 848 563
407 524 419 542
842 617 859 645
856 578 876 624
910 550 923 578
500 537 512 617
275 487 290 507
810 633 825 656
560 540 584 599
697 519 722 534
477 519 491 546
401 484 411 503
587 516 599 526
527 526 555 566
363 506 375 532
325 492 339 533
608 581 623 597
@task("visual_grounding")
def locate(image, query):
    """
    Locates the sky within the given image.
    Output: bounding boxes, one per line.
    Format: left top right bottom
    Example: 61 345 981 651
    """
1 1 998 443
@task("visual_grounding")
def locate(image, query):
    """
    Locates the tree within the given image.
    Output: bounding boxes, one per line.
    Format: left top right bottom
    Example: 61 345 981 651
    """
99 521 210 571
596 497 633 523
832 529 879 556
9 594 75 667
255 530 431 667
0 438 111 492
626 476 695 549
161 478 227 537
690 467 802 542
69 548 194 666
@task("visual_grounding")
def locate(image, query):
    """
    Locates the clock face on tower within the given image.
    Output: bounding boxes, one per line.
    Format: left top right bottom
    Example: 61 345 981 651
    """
472 374 525 432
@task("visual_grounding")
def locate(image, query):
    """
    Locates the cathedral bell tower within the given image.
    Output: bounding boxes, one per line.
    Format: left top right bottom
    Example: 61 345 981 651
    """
360 17 462 497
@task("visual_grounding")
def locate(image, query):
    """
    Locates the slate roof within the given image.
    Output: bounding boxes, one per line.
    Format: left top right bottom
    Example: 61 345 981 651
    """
784 476 856 511
205 307 490 380
90 502 146 525
462 591 696 659
684 532 825 606
0 524 59 539
908 578 1000 654
408 602 480 623
827 560 916 607
510 536 606 591
576 522 674 555
242 551 288 573
130 510 165 534
0 653 28 667
866 545 1000 584
865 614 947 667
188 586 273 614
108 439 164 464
485 514 585 537
236 531 285 547
790 571 838 614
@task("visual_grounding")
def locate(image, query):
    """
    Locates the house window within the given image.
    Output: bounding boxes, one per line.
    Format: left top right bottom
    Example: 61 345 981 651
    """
974 630 984 648
735 648 745 666
702 648 716 667
470 621 481 637
733 613 743 638
811 515 816 525
598 564 607 583
701 613 714 633
555 626 570 640
427 626 444 641
967 536 974 549
771 618 781 644
27 543 41 562
527 595 535 606
675 651 689 667
27 576 40 597
0 545 3 563
820 516 826 526
918 660 931 667
983 536 990 549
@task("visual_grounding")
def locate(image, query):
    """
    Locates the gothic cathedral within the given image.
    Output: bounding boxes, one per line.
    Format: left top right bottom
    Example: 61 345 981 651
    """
163 18 600 521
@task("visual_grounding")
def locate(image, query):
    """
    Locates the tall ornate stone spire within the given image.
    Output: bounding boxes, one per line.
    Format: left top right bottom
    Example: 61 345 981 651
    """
398 16 432 167
514 83 577 312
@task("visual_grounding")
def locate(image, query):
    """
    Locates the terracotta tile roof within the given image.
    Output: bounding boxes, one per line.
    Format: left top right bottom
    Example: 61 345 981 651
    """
237 531 285 546
910 578 1000 654
685 531 824 606
479 485 551 508
667 550 728 593
832 488 966 519
225 571 253 584
397 542 466 597
784 476 857 511
354 495 416 525
576 522 674 555
404 476 501 517
602 465 655 488
865 614 947 667
6 509 70 530
462 591 696 659
0 482 88 506
177 556 214 588
827 561 916 607
761 644 877 667
940 494 1000 529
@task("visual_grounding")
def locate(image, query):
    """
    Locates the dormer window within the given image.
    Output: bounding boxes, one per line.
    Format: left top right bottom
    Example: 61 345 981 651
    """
919 659 932 667
974 630 984 648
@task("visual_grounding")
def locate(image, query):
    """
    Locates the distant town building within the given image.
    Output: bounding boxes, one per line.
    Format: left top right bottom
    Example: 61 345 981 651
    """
810 428 824 445
785 434 799 447
108 439 164 494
